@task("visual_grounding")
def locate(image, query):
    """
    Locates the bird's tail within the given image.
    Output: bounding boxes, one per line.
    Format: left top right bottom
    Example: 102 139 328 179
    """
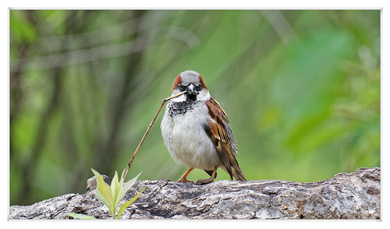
232 165 247 181
221 163 247 181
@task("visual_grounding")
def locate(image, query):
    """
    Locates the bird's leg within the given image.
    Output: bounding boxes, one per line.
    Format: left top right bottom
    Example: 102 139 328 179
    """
178 168 194 183
196 167 218 185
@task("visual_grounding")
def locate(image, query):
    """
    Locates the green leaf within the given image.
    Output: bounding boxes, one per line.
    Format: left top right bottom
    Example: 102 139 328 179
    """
119 169 126 189
95 187 111 210
117 172 142 204
116 187 145 219
90 169 142 219
10 11 37 43
66 213 96 220
111 171 121 209
91 169 114 210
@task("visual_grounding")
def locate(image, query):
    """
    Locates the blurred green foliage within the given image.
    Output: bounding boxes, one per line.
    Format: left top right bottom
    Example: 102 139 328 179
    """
10 10 380 205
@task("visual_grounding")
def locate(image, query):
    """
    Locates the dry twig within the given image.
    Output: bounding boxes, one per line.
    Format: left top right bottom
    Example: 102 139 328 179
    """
124 91 186 180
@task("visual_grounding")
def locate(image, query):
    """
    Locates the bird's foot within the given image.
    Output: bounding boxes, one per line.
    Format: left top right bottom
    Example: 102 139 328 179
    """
195 178 214 185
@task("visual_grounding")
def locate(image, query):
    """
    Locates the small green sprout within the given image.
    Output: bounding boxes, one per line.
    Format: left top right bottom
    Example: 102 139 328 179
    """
67 168 144 219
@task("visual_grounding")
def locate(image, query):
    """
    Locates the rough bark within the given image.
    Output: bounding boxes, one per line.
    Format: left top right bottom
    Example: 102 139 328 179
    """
9 167 380 220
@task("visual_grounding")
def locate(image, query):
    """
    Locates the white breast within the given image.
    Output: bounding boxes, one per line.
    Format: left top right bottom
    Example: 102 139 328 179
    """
161 102 221 171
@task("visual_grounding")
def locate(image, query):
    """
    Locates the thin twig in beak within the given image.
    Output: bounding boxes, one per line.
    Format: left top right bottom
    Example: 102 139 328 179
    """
124 91 186 181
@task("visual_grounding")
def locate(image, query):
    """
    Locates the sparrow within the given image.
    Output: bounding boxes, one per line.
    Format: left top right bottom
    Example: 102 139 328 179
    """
161 70 247 185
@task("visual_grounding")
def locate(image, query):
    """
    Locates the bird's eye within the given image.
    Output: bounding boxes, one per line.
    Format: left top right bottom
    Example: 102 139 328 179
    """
195 85 202 91
177 84 186 91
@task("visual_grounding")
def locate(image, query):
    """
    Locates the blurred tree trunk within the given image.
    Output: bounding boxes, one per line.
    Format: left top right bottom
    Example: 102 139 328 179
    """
15 11 84 204
94 10 148 174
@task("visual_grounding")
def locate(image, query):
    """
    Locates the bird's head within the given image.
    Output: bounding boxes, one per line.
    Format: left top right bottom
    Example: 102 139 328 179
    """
171 70 210 102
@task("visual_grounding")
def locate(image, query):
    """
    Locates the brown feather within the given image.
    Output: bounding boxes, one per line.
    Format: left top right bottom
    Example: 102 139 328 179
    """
203 97 247 181
172 75 182 91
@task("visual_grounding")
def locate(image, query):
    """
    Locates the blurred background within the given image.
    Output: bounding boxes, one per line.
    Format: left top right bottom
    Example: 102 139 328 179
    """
10 10 380 205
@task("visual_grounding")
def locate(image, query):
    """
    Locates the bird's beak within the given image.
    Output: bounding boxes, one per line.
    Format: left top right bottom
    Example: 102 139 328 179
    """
186 84 197 95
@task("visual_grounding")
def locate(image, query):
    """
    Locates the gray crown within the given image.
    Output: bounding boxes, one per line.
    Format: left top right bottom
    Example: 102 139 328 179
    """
180 70 201 85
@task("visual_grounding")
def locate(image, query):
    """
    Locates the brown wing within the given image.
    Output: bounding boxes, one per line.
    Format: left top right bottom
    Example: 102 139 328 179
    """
203 97 247 181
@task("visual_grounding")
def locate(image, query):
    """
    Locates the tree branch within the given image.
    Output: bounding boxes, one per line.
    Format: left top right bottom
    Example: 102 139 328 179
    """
9 167 380 219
